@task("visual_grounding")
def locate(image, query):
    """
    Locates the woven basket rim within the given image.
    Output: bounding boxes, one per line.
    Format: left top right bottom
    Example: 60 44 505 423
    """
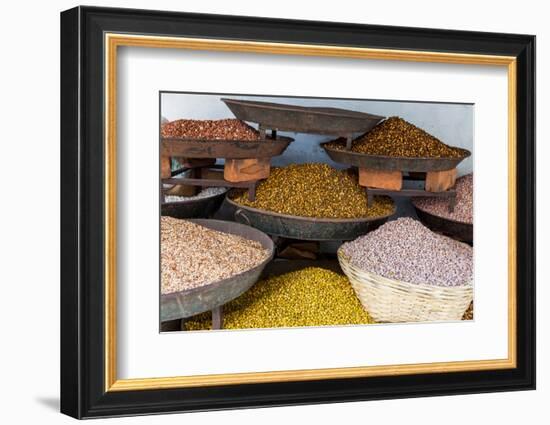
337 248 473 291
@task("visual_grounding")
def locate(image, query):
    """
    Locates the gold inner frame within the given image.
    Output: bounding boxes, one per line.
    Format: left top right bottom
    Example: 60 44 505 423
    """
104 33 517 392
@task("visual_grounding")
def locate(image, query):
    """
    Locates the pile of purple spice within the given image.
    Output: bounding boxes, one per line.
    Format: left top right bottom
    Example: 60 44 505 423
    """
341 218 473 287
413 174 473 224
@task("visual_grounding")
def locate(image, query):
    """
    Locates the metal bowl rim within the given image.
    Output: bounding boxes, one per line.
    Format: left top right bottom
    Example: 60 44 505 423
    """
221 98 385 121
160 135 294 144
322 142 472 163
413 204 473 227
225 195 396 223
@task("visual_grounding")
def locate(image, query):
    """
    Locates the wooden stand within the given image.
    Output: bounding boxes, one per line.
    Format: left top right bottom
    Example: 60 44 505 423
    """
161 156 172 179
359 167 457 193
224 158 271 183
358 168 403 190
425 168 457 192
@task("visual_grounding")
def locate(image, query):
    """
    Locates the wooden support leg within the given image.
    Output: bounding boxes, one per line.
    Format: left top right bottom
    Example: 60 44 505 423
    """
448 192 457 213
359 168 403 190
425 168 457 192
224 158 271 182
248 180 258 202
161 155 172 179
212 306 223 330
345 135 353 150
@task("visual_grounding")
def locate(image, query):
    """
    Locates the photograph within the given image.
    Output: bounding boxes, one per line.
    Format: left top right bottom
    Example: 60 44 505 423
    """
159 92 475 331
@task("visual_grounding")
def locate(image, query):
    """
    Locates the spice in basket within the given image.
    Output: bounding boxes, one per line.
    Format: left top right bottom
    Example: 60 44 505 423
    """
326 116 465 158
231 163 395 219
184 267 373 330
413 173 473 224
161 217 270 294
161 118 260 141
341 217 473 287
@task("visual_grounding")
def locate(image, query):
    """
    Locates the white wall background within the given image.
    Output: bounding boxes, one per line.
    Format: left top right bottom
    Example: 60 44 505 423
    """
0 0 545 424
161 93 474 173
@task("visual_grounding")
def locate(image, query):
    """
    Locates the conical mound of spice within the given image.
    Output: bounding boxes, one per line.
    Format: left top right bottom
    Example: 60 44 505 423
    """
161 118 260 141
327 116 465 158
231 163 394 219
341 217 473 287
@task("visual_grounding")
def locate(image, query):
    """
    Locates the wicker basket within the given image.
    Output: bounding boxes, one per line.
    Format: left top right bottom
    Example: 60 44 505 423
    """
337 249 473 323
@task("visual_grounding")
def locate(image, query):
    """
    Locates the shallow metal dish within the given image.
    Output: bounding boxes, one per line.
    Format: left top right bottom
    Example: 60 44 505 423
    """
161 189 228 219
322 142 471 172
161 135 293 159
225 196 394 241
222 98 385 135
160 219 275 322
414 206 473 244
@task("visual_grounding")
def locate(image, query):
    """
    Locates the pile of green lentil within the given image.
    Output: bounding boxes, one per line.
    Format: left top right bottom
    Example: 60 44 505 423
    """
326 116 465 158
231 163 394 219
185 267 373 330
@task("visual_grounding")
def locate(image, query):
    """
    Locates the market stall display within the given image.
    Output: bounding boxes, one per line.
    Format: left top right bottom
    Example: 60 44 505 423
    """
159 97 475 329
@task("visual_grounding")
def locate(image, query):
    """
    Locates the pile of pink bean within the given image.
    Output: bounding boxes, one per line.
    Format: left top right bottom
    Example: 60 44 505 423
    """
341 217 473 287
413 174 473 224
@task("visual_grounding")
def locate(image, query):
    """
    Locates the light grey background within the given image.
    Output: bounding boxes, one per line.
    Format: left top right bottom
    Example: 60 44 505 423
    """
161 92 474 175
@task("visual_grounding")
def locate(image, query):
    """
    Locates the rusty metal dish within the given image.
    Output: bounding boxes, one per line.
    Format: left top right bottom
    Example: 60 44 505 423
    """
161 189 228 219
222 98 385 136
161 135 293 159
414 206 473 244
225 197 394 241
322 142 471 172
160 219 275 322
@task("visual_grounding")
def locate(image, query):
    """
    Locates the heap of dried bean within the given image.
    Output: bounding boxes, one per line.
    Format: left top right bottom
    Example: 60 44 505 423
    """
413 173 473 224
326 116 465 158
161 119 260 141
341 217 473 287
231 163 394 219
184 267 373 330
161 217 270 294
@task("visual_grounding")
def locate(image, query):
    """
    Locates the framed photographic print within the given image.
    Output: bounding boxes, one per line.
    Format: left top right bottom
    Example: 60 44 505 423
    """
60 6 535 419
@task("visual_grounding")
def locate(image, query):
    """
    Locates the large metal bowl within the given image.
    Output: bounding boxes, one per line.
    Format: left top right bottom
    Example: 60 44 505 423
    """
222 98 385 135
161 189 227 219
322 142 471 172
161 135 293 159
160 219 275 322
414 206 473 244
225 197 394 241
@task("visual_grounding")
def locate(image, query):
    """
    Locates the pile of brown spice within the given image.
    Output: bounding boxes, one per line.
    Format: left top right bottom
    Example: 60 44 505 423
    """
231 163 394 219
161 118 260 141
325 116 466 158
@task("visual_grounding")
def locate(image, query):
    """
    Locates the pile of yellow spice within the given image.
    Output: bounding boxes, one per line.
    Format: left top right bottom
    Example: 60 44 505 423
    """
231 163 394 219
185 267 374 330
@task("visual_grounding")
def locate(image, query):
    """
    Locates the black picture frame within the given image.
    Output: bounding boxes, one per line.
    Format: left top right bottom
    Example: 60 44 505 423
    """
60 5 535 419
